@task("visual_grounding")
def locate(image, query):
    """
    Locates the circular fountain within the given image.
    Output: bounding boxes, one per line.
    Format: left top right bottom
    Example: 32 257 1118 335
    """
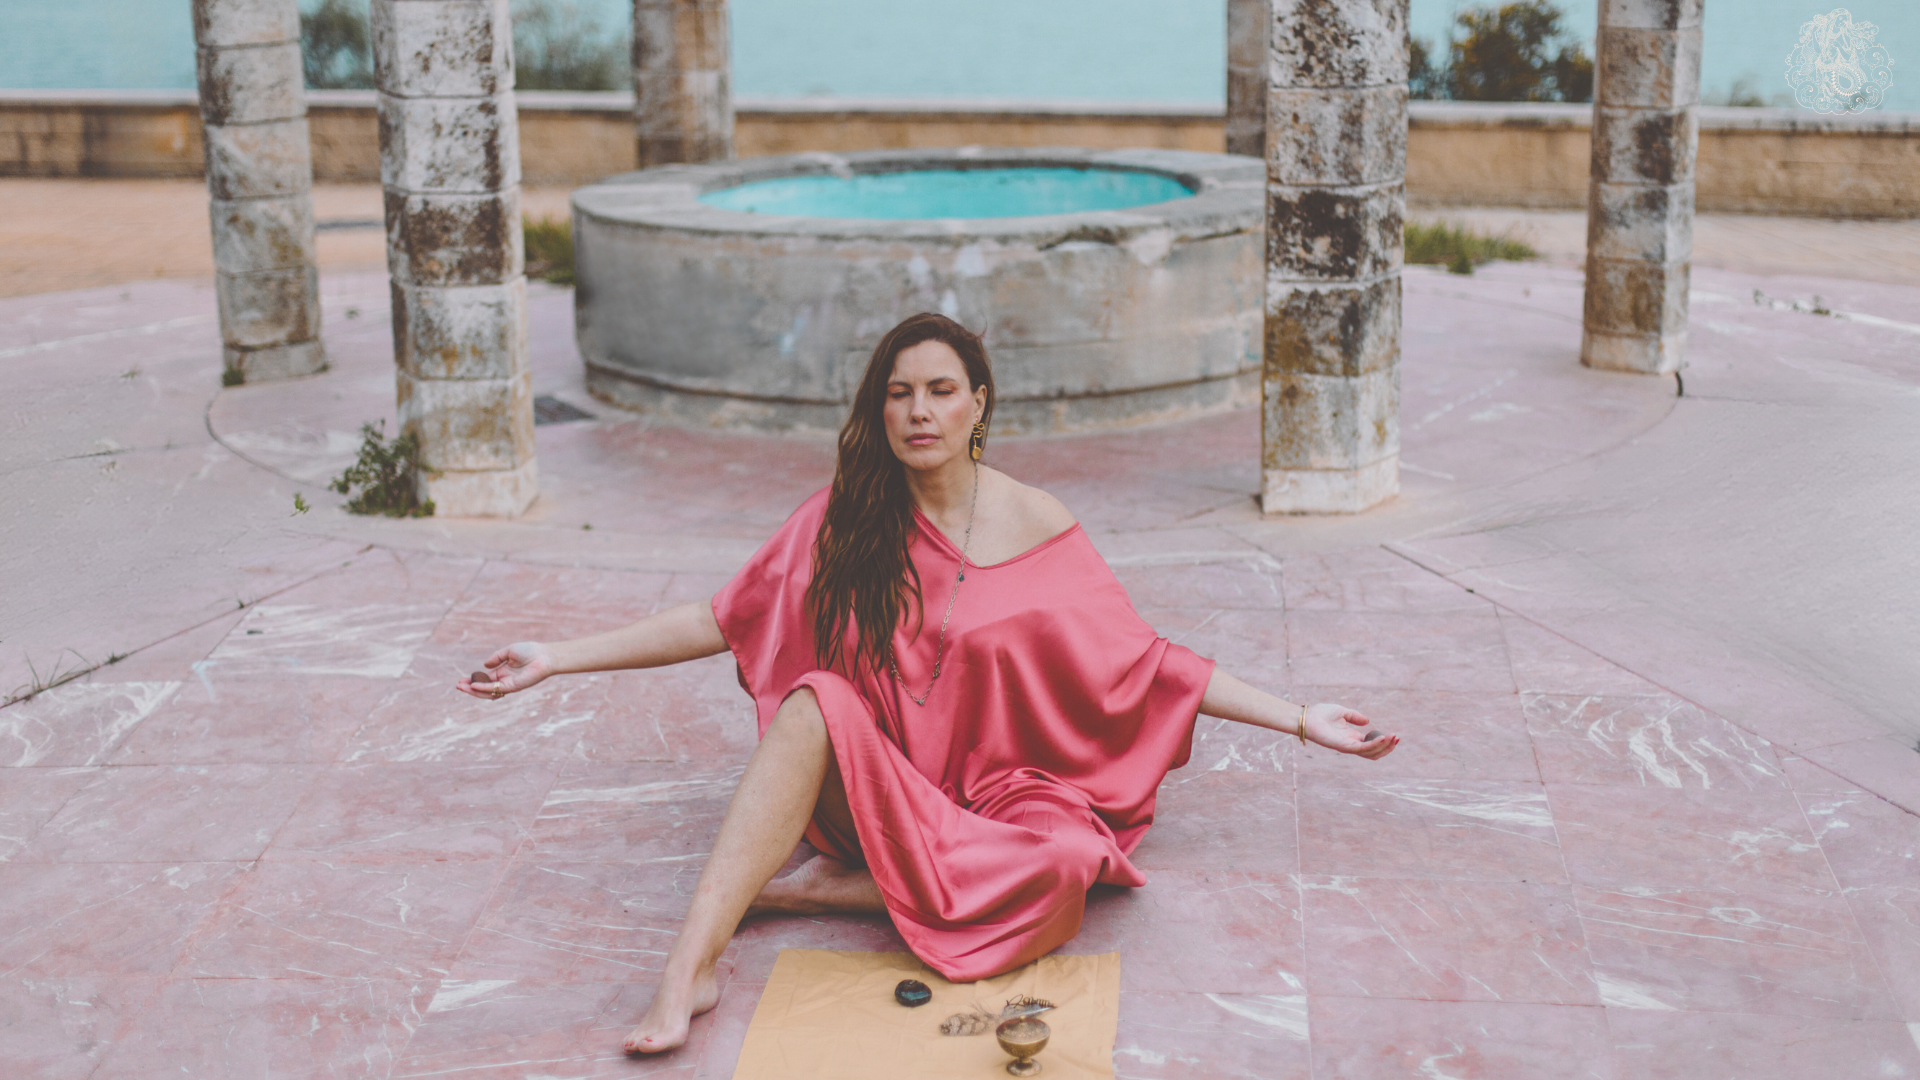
571 147 1264 434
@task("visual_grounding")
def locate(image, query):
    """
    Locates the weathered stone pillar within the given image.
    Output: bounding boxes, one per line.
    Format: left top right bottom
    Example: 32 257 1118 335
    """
1226 0 1268 157
372 0 537 517
1581 0 1702 374
192 0 323 383
632 0 733 166
1260 0 1407 514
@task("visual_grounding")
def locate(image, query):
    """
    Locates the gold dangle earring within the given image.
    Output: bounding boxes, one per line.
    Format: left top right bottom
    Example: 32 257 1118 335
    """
969 420 986 461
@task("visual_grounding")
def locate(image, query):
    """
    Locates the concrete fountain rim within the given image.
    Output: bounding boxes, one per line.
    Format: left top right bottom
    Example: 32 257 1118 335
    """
569 146 1264 245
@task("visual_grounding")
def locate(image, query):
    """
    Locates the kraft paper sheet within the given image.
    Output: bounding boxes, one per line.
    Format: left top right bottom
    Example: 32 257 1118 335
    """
731 950 1121 1080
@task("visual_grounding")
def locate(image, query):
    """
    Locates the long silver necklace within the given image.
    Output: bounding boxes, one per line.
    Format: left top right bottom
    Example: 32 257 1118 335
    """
889 461 978 706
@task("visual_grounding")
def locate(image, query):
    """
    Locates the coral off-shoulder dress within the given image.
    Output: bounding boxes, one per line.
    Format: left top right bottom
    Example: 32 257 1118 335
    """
712 488 1215 982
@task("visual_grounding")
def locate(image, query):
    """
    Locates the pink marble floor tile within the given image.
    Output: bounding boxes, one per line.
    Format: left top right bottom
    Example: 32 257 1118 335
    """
1549 783 1834 892
21 763 319 863
1062 870 1302 994
1294 686 1539 782
1576 883 1896 1019
660 572 733 606
1130 769 1297 875
394 979 701 1080
0 976 157 1080
691 978 763 1080
1300 877 1596 1005
341 676 605 764
1843 884 1920 1019
1283 546 1483 613
1298 777 1567 884
575 658 761 764
1112 556 1285 612
1308 997 1615 1080
1800 737 1920 816
0 680 181 766
1286 609 1515 693
1177 713 1298 774
1779 752 1861 794
1607 1009 1920 1080
450 857 701 982
81 611 246 683
1523 693 1788 793
0 766 98 860
1146 607 1288 684
525 761 738 862
0 861 242 976
1799 788 1920 889
1497 613 1662 696
186 858 505 980
91 976 433 1080
277 549 485 610
109 673 392 765
204 596 461 680
1111 990 1311 1080
426 562 673 654
271 763 557 863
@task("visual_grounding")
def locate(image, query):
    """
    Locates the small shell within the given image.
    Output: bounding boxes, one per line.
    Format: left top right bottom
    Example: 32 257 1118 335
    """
939 1012 992 1036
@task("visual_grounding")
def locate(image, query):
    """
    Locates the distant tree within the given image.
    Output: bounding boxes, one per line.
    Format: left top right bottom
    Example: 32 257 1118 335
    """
1410 2 1594 103
512 0 627 92
301 0 374 90
1409 35 1447 100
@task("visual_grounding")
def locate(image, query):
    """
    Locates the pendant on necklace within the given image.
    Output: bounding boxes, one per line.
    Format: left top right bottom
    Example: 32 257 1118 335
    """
957 572 965 581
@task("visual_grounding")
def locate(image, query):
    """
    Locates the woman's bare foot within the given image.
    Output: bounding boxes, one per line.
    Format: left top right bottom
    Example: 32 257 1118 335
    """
622 962 721 1055
748 854 886 916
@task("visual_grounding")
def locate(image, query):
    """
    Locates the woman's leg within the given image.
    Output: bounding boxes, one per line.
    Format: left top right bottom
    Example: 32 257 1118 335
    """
749 761 887 916
623 687 835 1054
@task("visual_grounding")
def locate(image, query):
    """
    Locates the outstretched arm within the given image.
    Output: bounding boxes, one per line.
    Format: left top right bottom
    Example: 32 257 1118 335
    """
1199 668 1398 759
457 600 729 699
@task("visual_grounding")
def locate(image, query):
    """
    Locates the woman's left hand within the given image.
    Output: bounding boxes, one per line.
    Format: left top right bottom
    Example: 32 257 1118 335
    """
1304 703 1398 759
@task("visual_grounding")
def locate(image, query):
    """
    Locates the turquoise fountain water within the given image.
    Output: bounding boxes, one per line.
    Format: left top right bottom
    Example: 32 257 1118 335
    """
697 167 1194 220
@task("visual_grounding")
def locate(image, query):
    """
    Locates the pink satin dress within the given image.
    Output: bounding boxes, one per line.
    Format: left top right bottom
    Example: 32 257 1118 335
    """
712 488 1214 982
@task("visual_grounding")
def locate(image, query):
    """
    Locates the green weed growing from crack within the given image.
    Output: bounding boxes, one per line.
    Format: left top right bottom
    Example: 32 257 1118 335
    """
329 422 435 518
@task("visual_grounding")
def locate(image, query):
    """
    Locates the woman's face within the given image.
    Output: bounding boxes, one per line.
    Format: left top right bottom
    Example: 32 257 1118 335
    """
883 339 986 473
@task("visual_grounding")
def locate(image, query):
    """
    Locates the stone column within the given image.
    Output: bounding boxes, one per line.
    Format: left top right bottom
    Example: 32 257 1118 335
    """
371 0 537 517
1260 0 1407 514
1226 0 1268 157
192 0 323 383
632 0 733 166
1581 0 1701 374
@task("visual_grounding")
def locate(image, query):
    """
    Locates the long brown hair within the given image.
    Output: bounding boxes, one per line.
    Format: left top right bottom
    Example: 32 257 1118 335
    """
807 313 996 672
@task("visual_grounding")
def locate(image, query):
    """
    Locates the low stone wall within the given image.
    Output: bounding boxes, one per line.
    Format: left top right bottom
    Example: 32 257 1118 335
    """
1405 102 1920 219
3 90 1916 217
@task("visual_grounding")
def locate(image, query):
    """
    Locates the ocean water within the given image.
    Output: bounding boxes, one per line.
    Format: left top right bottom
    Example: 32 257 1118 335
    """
0 0 1913 113
697 167 1195 219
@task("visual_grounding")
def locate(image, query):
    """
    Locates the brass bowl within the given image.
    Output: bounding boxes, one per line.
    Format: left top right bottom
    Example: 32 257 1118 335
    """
996 1016 1050 1076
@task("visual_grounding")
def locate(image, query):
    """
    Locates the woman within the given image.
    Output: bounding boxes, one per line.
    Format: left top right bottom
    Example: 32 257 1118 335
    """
457 313 1398 1055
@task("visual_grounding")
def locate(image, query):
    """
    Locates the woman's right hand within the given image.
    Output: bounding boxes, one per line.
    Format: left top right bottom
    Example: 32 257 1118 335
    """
457 641 557 700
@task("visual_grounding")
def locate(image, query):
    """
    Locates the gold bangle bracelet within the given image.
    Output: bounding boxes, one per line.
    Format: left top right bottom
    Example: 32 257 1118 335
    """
1297 703 1308 746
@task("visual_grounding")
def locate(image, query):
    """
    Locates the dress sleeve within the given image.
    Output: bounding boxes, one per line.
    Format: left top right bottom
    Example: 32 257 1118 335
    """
711 488 831 735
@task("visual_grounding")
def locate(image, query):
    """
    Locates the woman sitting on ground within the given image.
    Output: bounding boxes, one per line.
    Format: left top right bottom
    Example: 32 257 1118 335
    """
458 312 1399 1054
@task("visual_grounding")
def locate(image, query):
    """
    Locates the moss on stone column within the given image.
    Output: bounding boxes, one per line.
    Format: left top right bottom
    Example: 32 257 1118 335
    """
1581 0 1703 375
372 0 537 517
192 0 324 383
1260 0 1407 514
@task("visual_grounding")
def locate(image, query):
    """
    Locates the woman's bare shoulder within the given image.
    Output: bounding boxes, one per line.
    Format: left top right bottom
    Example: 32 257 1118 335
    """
989 469 1077 535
